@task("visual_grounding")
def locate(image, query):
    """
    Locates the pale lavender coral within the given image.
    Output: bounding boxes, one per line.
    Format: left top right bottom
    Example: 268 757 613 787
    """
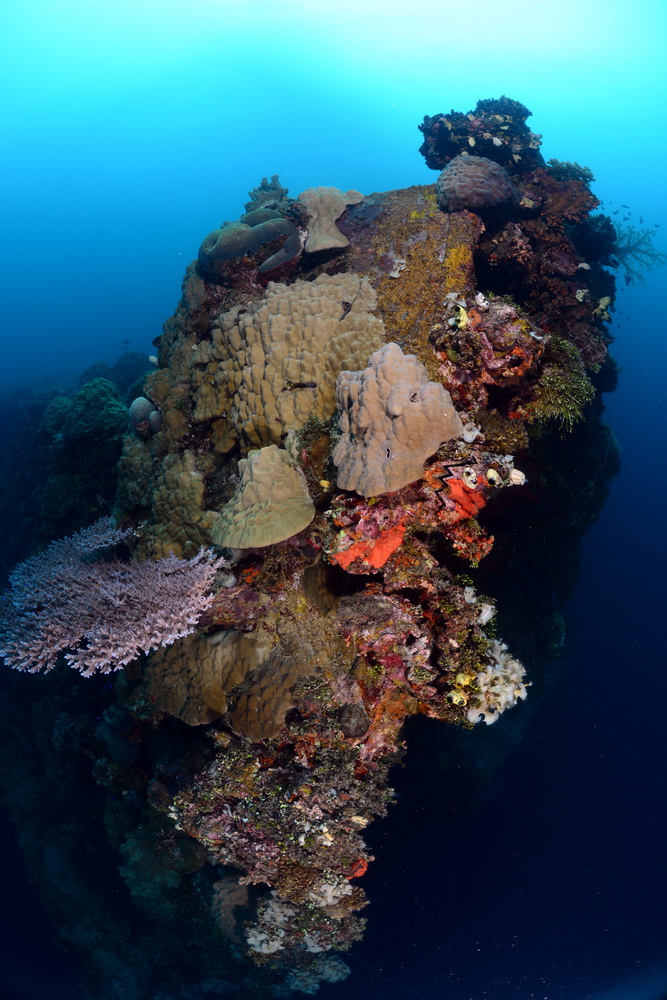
0 517 224 676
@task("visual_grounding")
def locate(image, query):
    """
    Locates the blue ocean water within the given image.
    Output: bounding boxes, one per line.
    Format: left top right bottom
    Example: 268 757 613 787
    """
1 1 666 999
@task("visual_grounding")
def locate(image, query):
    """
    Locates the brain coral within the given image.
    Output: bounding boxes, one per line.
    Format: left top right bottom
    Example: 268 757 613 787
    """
210 445 315 550
190 272 386 453
435 155 518 212
333 342 463 497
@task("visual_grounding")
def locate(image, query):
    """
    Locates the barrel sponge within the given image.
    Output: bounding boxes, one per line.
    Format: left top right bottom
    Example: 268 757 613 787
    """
190 272 386 453
332 342 463 497
298 186 364 252
228 632 315 740
142 629 269 726
210 445 315 550
435 155 518 212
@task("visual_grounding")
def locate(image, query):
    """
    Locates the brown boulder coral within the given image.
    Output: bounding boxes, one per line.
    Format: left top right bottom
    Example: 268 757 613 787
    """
140 629 269 726
435 154 519 212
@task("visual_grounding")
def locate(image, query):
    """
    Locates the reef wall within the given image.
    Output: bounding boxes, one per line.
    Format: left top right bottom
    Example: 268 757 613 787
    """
0 97 621 1000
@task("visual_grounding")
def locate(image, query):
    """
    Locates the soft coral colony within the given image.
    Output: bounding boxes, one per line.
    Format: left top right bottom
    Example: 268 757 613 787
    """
1 97 619 995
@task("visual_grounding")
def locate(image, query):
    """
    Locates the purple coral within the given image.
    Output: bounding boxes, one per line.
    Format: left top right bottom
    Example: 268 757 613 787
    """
435 155 518 212
0 517 224 676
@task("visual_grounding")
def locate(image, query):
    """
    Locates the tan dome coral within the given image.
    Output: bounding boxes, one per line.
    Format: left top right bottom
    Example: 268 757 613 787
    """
142 629 269 726
332 342 463 497
190 272 385 453
298 186 364 252
210 445 315 550
228 632 315 740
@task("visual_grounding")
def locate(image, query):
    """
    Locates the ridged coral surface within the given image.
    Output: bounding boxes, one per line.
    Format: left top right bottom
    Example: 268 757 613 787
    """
435 154 518 212
142 629 269 725
210 445 315 549
228 632 315 740
333 342 463 496
191 272 386 452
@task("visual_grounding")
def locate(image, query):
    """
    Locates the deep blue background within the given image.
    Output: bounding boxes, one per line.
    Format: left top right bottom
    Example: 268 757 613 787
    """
1 1 666 998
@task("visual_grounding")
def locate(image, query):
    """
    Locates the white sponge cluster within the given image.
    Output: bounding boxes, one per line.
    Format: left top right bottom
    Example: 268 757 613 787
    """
245 893 296 954
467 639 528 725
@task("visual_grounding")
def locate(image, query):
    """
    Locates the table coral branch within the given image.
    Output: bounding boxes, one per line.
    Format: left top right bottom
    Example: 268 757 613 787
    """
0 518 224 675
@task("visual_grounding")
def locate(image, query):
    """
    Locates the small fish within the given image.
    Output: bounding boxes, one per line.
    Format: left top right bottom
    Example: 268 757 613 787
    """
640 216 643 223
623 216 630 221
613 210 619 215
655 223 661 228
621 204 629 208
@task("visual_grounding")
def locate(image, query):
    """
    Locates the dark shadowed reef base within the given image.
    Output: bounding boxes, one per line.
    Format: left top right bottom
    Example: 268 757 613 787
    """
0 98 622 1000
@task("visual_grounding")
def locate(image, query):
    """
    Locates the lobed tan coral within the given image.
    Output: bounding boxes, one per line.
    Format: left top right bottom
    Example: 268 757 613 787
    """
142 629 269 726
141 450 218 559
210 445 315 550
333 342 463 497
228 632 315 740
190 272 386 453
298 185 364 252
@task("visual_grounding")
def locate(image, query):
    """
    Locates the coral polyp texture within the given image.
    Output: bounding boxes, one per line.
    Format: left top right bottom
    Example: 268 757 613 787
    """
210 444 315 549
0 97 624 998
333 342 463 496
435 155 519 212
